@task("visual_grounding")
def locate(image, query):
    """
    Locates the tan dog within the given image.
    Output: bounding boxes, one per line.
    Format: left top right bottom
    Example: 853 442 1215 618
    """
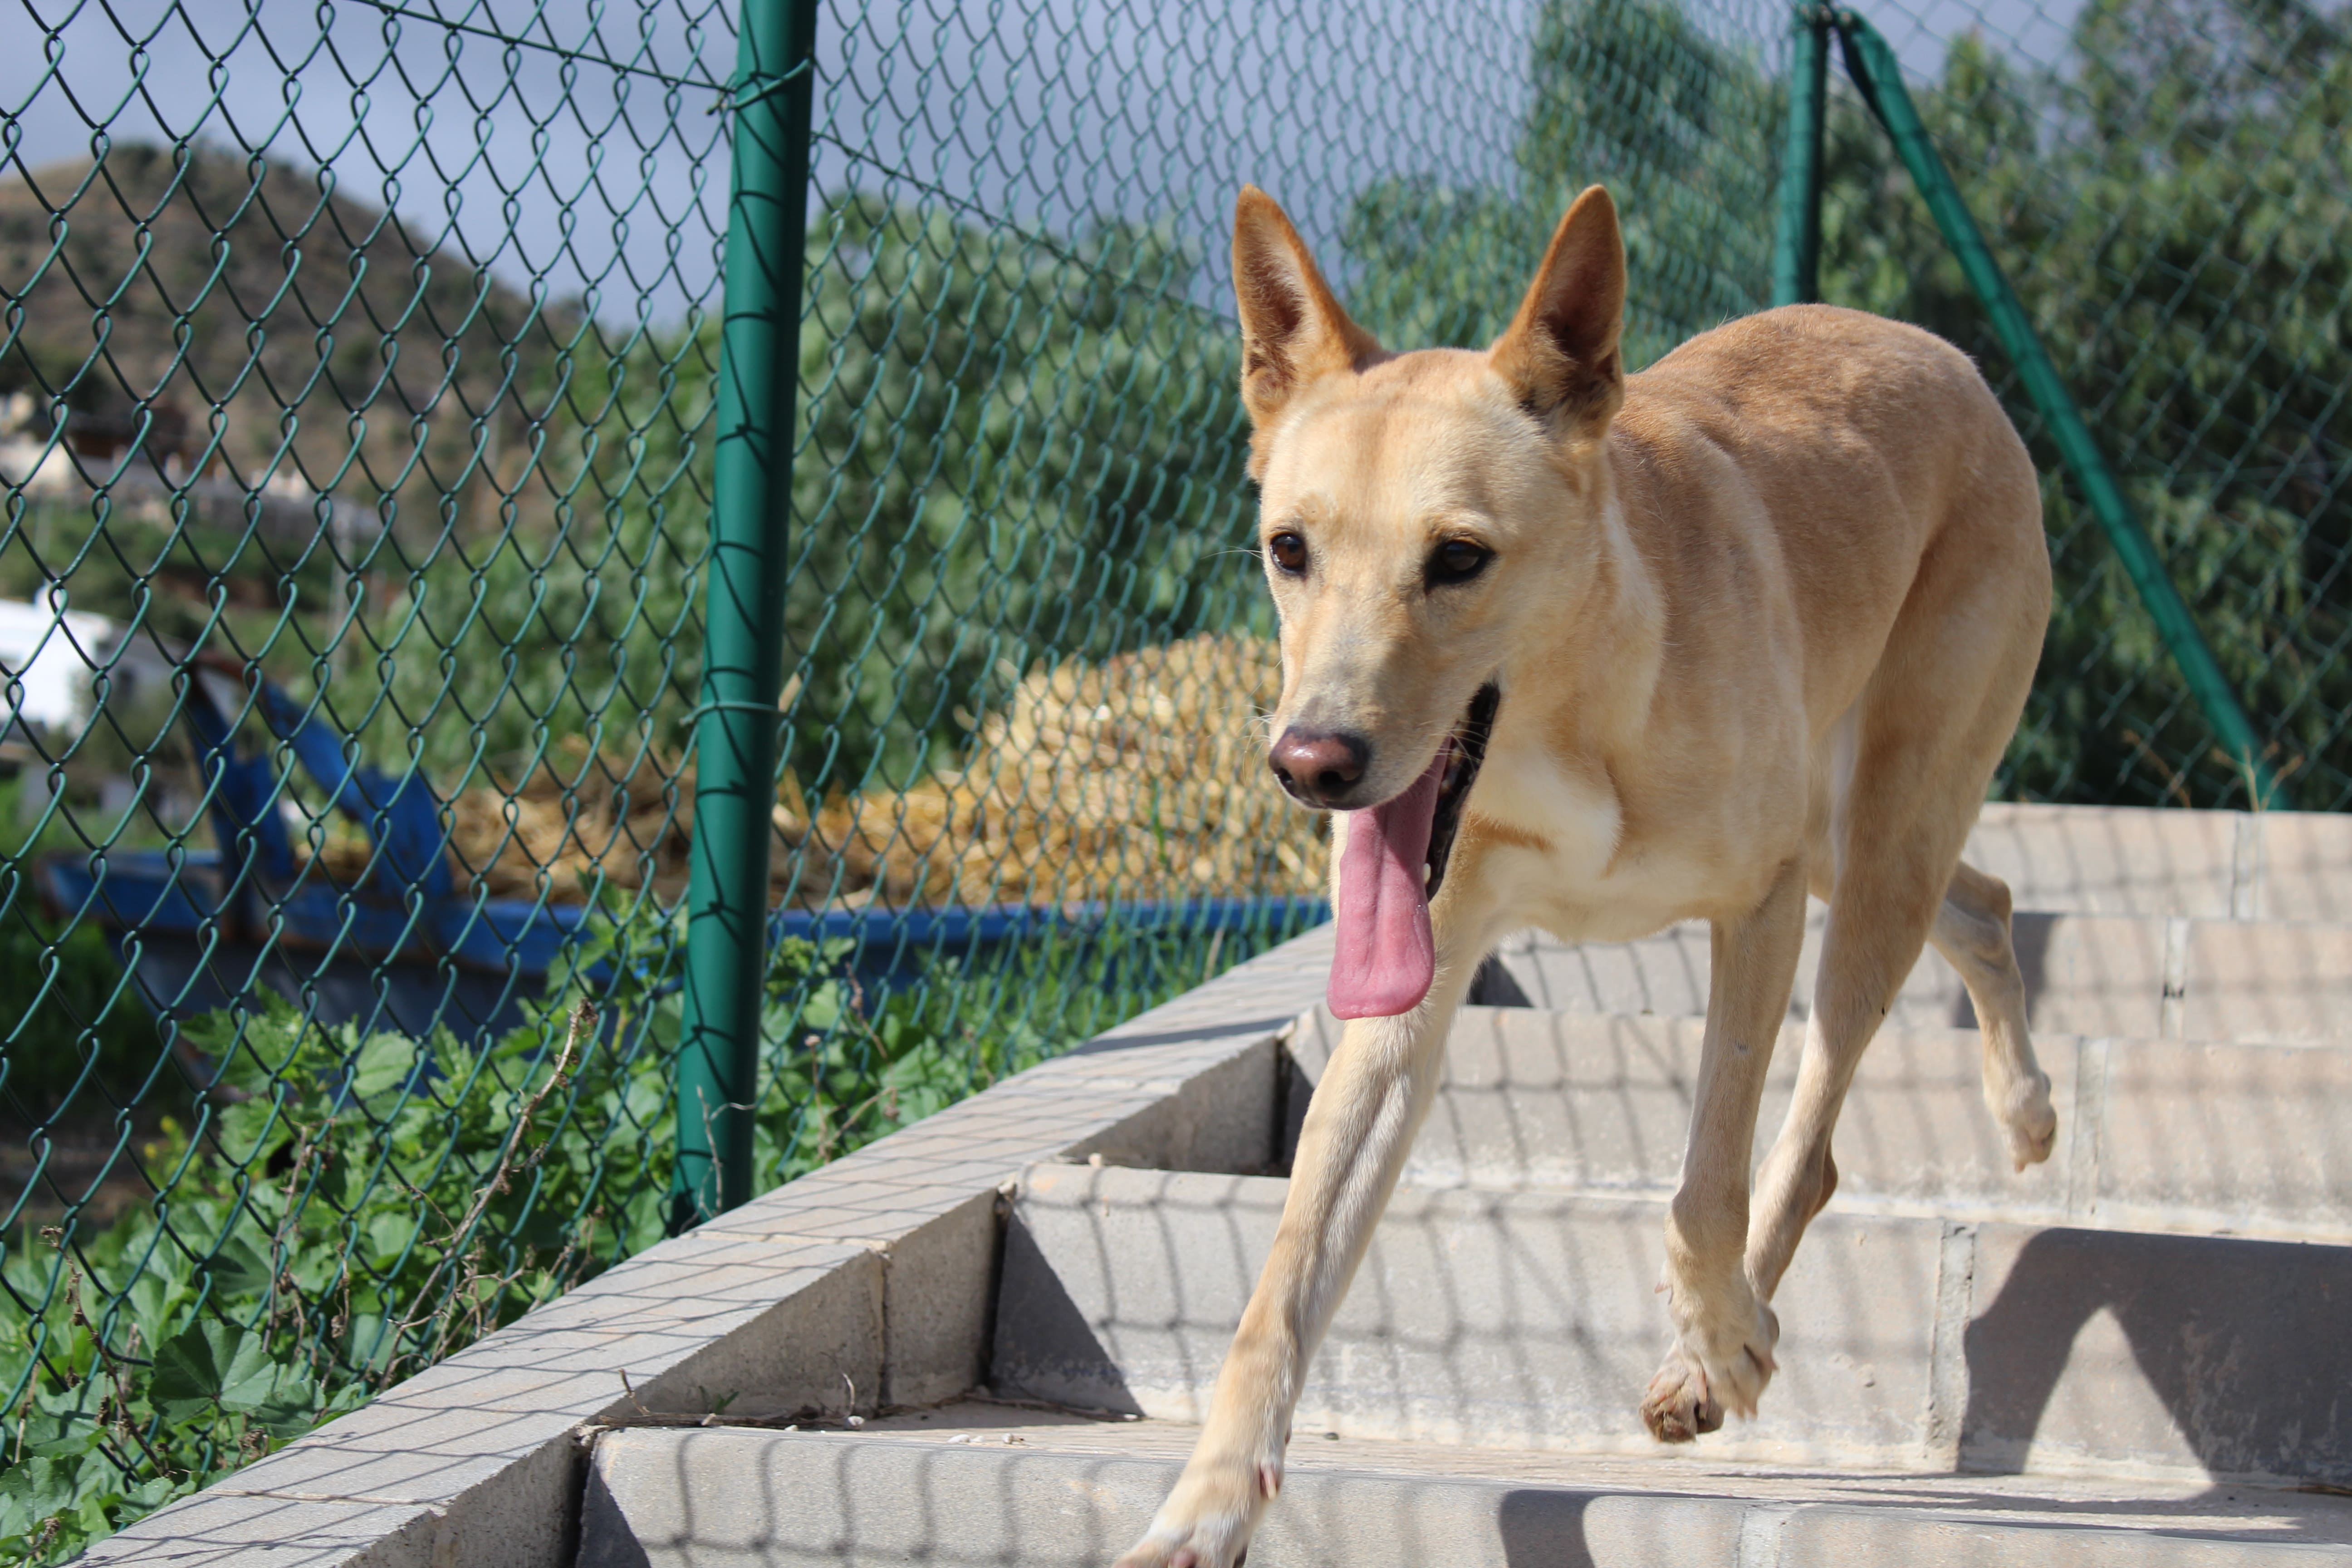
1114 185 2055 1568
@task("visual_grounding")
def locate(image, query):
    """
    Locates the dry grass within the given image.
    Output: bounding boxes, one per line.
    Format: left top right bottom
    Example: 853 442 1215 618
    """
305 632 1328 910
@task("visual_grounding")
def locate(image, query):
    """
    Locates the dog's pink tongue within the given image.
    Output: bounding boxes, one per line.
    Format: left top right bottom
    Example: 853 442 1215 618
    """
1328 755 1443 1019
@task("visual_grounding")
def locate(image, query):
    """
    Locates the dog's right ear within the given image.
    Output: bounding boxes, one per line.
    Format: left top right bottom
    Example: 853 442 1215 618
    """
1233 187 1381 454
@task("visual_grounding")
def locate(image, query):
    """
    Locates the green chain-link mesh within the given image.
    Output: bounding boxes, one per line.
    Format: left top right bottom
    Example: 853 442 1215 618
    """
0 0 2344 1553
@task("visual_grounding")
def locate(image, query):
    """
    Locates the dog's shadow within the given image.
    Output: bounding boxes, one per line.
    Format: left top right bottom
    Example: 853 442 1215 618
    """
1471 1221 2352 1564
1954 1224 2352 1488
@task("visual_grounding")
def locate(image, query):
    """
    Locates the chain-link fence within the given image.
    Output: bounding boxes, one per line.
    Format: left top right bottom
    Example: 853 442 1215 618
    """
2 0 2346 1554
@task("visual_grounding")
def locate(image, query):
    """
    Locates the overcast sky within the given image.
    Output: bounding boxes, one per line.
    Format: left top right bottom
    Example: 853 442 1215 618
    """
5 0 2079 328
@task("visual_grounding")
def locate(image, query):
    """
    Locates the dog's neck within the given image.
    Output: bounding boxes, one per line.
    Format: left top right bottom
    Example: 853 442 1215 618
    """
1516 440 1666 759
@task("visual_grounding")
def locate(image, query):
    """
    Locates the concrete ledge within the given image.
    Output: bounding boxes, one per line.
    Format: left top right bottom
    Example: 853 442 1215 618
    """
88 926 1334 1567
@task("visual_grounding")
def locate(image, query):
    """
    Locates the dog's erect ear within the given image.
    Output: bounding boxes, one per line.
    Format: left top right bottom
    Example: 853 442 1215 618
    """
1233 187 1382 440
1490 186 1626 435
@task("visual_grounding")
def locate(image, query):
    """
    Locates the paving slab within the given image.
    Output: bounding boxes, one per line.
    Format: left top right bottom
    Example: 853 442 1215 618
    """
578 1413 2352 1566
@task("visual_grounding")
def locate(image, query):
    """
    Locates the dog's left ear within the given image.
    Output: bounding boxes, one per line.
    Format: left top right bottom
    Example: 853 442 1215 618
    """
1490 186 1626 436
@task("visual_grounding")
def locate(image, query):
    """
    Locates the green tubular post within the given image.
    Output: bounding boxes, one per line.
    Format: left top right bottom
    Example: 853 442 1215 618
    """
675 0 823 1230
1833 10 2288 809
1772 7 1830 307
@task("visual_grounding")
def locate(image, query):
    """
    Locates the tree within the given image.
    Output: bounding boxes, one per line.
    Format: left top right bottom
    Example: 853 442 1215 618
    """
780 193 1256 806
1816 0 2352 807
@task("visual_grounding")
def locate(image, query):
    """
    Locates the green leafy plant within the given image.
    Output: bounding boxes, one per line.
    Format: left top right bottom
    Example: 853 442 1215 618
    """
0 897 1261 1563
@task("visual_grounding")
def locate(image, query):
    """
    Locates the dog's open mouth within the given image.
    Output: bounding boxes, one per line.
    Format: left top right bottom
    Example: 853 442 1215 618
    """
1326 681 1502 1020
1423 681 1502 902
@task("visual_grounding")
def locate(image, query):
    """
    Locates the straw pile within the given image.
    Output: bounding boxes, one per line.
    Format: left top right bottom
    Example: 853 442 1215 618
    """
308 632 1329 910
792 632 1326 908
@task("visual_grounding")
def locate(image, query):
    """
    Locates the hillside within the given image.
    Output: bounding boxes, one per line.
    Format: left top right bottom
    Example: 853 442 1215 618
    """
0 141 575 522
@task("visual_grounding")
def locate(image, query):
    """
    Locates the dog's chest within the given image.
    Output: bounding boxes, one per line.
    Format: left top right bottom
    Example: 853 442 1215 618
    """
1467 746 1724 942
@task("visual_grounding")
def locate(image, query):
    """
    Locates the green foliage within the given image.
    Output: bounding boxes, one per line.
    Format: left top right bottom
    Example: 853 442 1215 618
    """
1815 0 2352 806
0 896 1265 1561
785 193 1255 802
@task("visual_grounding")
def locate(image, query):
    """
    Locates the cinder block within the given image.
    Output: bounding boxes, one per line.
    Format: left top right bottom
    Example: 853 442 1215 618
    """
2181 921 2352 1044
1774 1504 2349 1566
1966 804 2240 920
575 1426 1755 1568
576 1426 2352 1567
1493 910 2183 1043
2247 811 2352 923
2088 1040 2352 1239
1287 1008 2080 1225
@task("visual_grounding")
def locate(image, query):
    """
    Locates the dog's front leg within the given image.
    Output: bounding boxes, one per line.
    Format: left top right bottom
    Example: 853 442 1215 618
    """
1113 952 1475 1568
1641 858 1808 1443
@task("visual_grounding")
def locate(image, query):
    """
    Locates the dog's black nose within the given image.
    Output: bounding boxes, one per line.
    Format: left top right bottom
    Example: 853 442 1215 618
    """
1270 728 1370 806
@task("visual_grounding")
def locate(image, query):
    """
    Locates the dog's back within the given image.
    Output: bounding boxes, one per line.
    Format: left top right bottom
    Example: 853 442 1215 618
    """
1614 304 2049 744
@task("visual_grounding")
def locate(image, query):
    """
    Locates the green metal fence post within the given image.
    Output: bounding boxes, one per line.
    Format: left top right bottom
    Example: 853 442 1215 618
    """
1833 10 2289 809
1772 7 1831 307
674 0 823 1230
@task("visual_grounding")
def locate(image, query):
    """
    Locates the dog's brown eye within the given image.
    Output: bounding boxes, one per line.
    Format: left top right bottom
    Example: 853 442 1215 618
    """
1267 531 1308 575
1429 539 1490 585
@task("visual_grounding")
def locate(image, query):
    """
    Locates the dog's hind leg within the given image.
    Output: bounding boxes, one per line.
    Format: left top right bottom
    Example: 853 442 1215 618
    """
1640 856 1808 1443
1115 933 1489 1568
1747 542 2047 1307
1932 859 2056 1171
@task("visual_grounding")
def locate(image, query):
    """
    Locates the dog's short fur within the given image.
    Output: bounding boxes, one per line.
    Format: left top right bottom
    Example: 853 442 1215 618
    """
1114 186 2053 1568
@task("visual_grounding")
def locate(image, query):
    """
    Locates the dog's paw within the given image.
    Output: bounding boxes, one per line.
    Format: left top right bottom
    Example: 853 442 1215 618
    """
1995 1068 2057 1172
1640 1342 1725 1442
1640 1288 1778 1444
1114 1453 1280 1568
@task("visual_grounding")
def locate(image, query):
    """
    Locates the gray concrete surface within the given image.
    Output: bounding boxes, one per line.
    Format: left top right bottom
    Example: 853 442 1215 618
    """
1488 907 2352 1044
578 1417 2352 1566
993 1165 2352 1485
1283 1008 2352 1240
1960 802 2352 921
1470 803 2352 1044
